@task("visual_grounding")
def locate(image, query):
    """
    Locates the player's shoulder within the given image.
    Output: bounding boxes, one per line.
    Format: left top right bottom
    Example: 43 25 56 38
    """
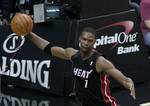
65 47 78 59
93 50 105 60
66 47 78 54
95 52 108 64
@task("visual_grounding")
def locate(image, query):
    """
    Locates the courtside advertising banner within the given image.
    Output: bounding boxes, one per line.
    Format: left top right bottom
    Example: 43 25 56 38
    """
0 21 71 95
1 84 64 106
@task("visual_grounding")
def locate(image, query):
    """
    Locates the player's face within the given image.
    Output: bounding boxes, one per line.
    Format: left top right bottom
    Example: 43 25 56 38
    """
79 32 96 52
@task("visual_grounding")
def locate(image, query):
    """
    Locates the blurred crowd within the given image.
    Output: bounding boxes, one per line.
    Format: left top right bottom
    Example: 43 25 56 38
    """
0 0 141 25
0 0 17 25
0 0 45 25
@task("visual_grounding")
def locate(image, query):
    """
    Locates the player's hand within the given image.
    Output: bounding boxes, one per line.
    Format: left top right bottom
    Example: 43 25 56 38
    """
128 78 136 100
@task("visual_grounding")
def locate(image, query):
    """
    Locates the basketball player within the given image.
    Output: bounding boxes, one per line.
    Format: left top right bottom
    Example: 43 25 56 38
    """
27 27 136 106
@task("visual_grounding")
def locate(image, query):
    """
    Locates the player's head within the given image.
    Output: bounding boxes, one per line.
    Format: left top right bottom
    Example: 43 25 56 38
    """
79 27 96 52
80 27 96 38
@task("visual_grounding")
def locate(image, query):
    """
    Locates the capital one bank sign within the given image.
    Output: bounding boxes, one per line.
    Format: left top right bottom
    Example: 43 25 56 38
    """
94 21 140 55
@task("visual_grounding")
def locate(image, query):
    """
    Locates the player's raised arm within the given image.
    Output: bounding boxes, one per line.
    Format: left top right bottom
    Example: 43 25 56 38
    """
27 32 77 60
10 13 77 60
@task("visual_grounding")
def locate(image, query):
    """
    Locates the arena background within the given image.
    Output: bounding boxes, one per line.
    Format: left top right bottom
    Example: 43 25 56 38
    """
1 0 150 106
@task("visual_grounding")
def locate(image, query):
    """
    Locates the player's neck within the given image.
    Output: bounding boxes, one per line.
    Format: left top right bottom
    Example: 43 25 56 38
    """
80 49 94 60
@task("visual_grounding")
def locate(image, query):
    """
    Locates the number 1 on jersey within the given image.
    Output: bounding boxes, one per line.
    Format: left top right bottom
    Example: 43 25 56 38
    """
85 79 88 88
